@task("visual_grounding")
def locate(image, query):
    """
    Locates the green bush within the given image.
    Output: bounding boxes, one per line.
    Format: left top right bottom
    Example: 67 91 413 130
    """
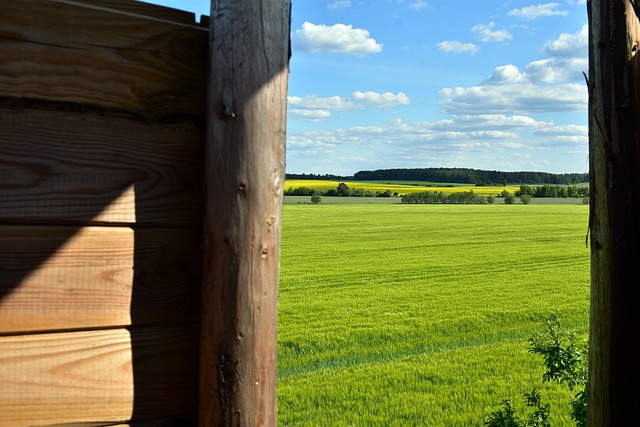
520 194 532 204
485 313 588 427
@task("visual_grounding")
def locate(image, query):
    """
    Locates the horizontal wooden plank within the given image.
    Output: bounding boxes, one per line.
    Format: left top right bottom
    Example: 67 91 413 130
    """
0 225 201 334
0 0 208 118
71 0 206 26
107 415 197 427
0 326 198 427
0 108 204 225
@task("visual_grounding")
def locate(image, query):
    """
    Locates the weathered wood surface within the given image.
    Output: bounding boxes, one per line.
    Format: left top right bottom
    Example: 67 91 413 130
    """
200 1 290 426
588 0 640 425
0 225 201 334
0 108 204 225
65 0 206 25
0 326 198 427
0 0 207 119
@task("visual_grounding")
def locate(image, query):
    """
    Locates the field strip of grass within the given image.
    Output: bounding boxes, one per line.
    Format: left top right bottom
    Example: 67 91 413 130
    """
285 179 521 196
278 204 590 426
284 195 588 205
278 318 588 380
279 340 578 426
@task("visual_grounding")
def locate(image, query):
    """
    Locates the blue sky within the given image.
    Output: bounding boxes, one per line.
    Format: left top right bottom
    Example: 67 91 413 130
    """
143 1 588 176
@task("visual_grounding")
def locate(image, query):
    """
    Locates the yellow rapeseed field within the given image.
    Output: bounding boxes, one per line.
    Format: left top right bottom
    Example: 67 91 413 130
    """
284 179 520 196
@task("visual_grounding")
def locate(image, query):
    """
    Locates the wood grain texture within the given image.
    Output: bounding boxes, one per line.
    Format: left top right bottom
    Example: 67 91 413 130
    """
66 0 206 26
0 326 198 427
200 1 290 426
588 0 640 424
0 0 207 118
0 108 204 225
0 225 201 334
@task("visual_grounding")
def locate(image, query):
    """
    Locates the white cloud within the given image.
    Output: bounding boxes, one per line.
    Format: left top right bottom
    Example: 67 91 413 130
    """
289 109 332 122
524 57 587 83
288 112 588 174
485 64 527 84
522 25 588 83
432 114 550 130
288 94 354 111
471 22 512 42
439 82 587 114
544 24 588 57
351 91 411 108
508 3 569 19
327 1 351 9
438 23 588 115
288 91 410 121
409 1 429 10
437 40 480 53
293 22 383 55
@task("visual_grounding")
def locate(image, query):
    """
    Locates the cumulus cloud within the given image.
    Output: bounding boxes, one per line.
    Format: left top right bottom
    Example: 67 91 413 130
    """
288 94 353 111
351 91 411 108
508 3 569 19
524 57 587 83
432 114 550 131
293 22 383 55
471 22 512 42
437 41 480 53
523 25 588 83
287 114 588 174
288 109 332 122
288 91 410 121
439 82 587 114
438 23 588 116
485 64 527 84
544 24 588 57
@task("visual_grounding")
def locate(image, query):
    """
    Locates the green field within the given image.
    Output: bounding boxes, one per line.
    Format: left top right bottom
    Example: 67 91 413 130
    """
278 204 590 426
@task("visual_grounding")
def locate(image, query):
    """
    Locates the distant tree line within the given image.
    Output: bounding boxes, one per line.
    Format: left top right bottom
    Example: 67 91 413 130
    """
352 168 588 185
401 191 489 204
400 185 589 205
285 172 352 181
515 185 589 198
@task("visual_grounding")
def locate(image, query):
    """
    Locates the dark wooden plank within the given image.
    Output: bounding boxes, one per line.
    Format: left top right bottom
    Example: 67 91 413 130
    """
0 0 208 118
71 0 205 26
199 1 290 426
0 326 199 427
0 225 201 334
0 108 203 225
588 0 640 424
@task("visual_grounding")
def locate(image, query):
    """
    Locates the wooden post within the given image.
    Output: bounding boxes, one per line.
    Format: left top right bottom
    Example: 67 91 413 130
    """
588 0 640 424
199 1 290 426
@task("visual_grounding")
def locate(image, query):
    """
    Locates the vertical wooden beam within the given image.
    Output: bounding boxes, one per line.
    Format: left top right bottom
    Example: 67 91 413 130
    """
588 0 640 424
200 1 290 426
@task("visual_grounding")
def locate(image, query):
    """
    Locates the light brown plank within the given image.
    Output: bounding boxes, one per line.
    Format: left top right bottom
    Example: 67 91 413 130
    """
0 326 198 427
0 225 201 334
0 0 207 118
0 108 203 225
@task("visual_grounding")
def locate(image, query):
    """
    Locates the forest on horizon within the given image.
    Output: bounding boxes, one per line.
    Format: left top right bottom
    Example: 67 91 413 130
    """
286 167 589 186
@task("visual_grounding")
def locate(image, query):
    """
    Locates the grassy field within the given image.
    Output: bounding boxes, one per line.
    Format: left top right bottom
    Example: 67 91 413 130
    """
285 179 521 197
278 204 590 426
284 195 587 205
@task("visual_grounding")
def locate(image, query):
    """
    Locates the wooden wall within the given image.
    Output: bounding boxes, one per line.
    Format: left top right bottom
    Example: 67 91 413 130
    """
0 1 208 425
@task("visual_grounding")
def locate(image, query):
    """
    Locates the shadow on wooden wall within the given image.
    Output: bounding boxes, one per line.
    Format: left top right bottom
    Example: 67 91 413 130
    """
0 1 207 425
